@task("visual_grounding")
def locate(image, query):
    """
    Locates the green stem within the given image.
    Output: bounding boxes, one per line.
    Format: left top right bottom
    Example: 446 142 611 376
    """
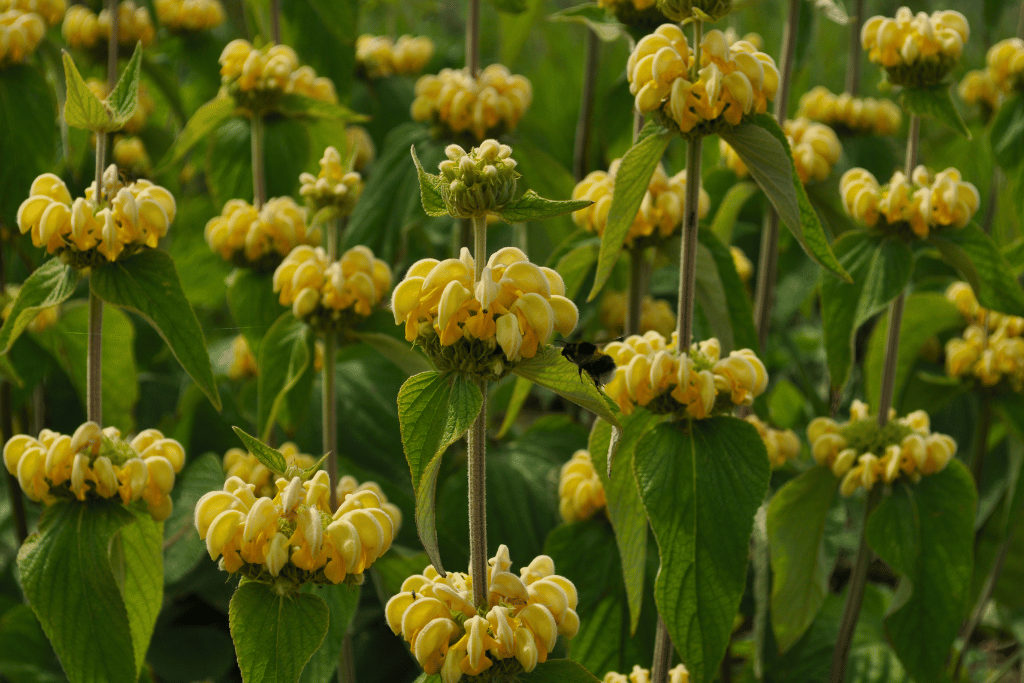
954 524 1015 682
339 629 356 683
87 287 103 423
106 0 118 90
625 246 644 337
324 217 343 511
270 0 281 43
466 0 480 78
845 0 864 96
573 29 599 182
468 214 489 609
251 115 267 209
676 134 703 349
651 616 674 683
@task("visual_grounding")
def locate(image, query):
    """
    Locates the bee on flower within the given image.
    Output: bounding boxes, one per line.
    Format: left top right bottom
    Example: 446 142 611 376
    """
205 197 317 270
604 664 690 683
796 86 901 136
1 0 65 26
412 64 532 142
721 118 841 184
745 415 801 469
558 450 606 523
218 40 337 111
154 0 224 32
861 7 968 87
385 545 579 682
0 8 44 65
299 147 364 213
62 0 155 48
356 34 434 79
600 291 676 338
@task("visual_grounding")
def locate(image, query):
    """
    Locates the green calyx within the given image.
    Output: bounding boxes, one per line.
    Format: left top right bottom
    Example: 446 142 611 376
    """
884 60 958 89
438 140 520 219
417 328 515 382
97 434 138 467
656 0 732 22
841 418 914 457
299 303 371 335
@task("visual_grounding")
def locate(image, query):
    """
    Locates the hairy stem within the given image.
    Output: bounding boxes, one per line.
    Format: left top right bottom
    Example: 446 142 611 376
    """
466 0 480 78
651 616 674 683
573 29 599 181
845 0 864 96
468 215 489 608
323 227 340 512
626 247 644 337
271 0 281 43
676 135 703 349
251 114 267 209
339 628 356 683
106 0 118 90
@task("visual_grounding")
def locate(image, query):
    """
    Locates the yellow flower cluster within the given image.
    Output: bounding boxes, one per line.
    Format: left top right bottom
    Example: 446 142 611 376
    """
205 197 316 268
745 415 801 469
861 8 968 87
572 161 709 246
840 166 979 238
628 25 779 135
18 167 176 266
195 470 398 584
227 334 258 381
945 282 1024 389
346 126 375 172
391 247 578 373
62 1 155 48
946 281 1024 333
219 40 337 104
2 284 58 332
0 9 43 65
603 664 690 683
731 246 752 284
987 38 1024 94
274 245 391 327
112 136 151 175
412 65 532 141
797 86 901 136
809 400 956 496
558 450 605 523
602 332 768 418
335 475 402 533
720 118 841 184
356 34 433 79
959 70 1002 112
223 441 315 497
87 78 154 135
385 545 579 681
600 292 676 338
154 0 224 31
3 422 184 520
299 147 364 213
0 0 64 25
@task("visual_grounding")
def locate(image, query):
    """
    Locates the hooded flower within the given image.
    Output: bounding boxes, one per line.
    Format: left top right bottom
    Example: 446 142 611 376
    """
558 450 606 523
356 34 433 78
796 86 901 136
861 7 968 87
412 64 532 141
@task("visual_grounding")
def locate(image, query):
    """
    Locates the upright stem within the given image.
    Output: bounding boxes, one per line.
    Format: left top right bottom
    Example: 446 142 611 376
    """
676 135 703 349
468 215 488 609
650 616 674 683
270 0 281 43
0 247 27 543
1018 0 1024 40
752 501 770 680
573 29 599 182
106 0 118 90
466 0 480 78
845 0 864 96
88 125 107 425
251 115 267 209
324 216 343 512
625 247 644 336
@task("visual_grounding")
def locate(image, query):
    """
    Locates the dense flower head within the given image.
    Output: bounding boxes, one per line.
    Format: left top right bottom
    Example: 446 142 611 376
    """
438 140 519 218
0 0 65 26
958 70 1002 112
18 167 176 267
797 86 901 136
62 1 155 48
600 291 676 338
628 25 779 136
572 160 709 246
346 126 376 172
205 196 317 269
4 421 184 520
412 64 532 141
335 475 402 534
808 400 955 496
730 246 753 284
602 331 768 418
227 334 258 381
840 166 980 238
3 283 58 333
603 664 690 683
86 78 155 135
385 545 579 682
558 450 606 523
195 470 398 585
356 34 433 79
299 147 364 214
154 0 224 31
274 245 391 331
861 7 968 87
223 441 315 497
746 415 801 469
987 38 1024 94
218 40 337 107
0 9 44 65
945 282 1024 389
391 247 578 379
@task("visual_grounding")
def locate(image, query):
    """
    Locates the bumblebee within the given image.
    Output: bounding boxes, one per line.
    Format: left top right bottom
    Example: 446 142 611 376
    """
556 340 617 388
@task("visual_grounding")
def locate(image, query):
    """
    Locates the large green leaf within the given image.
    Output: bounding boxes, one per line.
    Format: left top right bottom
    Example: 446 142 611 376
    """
118 511 163 675
900 85 971 138
206 117 310 208
697 229 758 352
865 461 976 682
61 50 112 132
18 500 137 683
298 584 360 683
398 371 482 572
516 659 602 682
496 191 592 223
157 97 236 171
820 232 913 391
226 269 282 358
991 93 1024 170
633 418 770 683
0 64 57 226
91 249 221 410
281 0 358 101
512 345 620 427
554 241 599 301
720 115 850 282
930 222 1024 318
0 604 64 683
0 259 78 355
767 465 840 653
228 582 329 683
256 312 312 441
587 120 672 301
164 453 224 584
274 94 363 121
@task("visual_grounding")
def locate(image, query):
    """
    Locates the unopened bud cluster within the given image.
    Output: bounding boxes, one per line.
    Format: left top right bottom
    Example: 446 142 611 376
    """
346 126 376 172
604 664 690 683
226 334 258 381
731 246 753 284
2 283 58 333
4 422 184 520
62 1 155 48
195 470 398 585
573 160 708 246
385 546 579 682
603 332 768 419
721 118 841 184
809 400 955 496
154 0 224 31
438 140 519 218
299 147 364 213
600 291 676 338
840 166 979 239
0 0 64 25
412 65 532 141
745 415 801 469
223 441 315 498
205 197 316 269
0 9 44 65
558 450 605 523
219 40 337 111
356 34 433 79
18 167 176 267
629 26 779 136
945 282 1024 389
861 8 968 87
274 245 391 332
392 247 578 380
797 86 902 136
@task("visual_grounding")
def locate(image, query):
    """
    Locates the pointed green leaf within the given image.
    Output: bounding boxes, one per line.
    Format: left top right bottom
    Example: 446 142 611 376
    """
118 511 163 675
256 312 312 441
274 94 365 121
229 582 329 683
157 97 236 171
900 85 971 138
512 345 620 428
587 120 672 301
0 259 78 355
298 584 360 683
990 93 1024 170
721 115 851 282
710 181 758 244
497 375 534 439
233 426 288 475
548 3 624 41
697 229 758 352
516 659 602 682
107 42 144 129
496 190 592 223
929 222 1024 318
633 418 770 683
61 50 111 132
410 145 449 217
226 269 281 359
350 331 432 376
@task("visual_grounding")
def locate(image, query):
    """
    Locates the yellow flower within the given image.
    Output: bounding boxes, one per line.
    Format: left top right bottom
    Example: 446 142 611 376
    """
861 7 967 86
154 0 224 31
987 38 1024 94
227 334 259 381
746 415 801 468
222 441 315 498
0 8 44 65
412 64 532 141
1 0 65 26
603 664 689 683
112 136 151 176
959 69 1003 112
299 147 364 213
62 0 154 47
730 246 753 284
796 86 901 136
558 450 606 523
219 40 337 105
943 284 1024 390
205 196 317 268
356 34 433 79
599 291 676 338
783 118 842 184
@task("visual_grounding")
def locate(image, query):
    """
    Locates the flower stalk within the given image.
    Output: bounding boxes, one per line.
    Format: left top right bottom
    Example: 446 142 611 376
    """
251 114 267 209
271 0 281 44
323 216 343 511
626 246 645 337
573 29 599 182
466 0 480 78
468 214 489 609
845 0 865 95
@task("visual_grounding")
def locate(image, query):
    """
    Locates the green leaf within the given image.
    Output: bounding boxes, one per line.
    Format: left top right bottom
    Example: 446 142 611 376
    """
274 94 364 121
0 64 57 227
720 115 851 282
710 181 758 244
298 584 360 683
930 222 1024 318
990 93 1024 170
228 582 329 683
497 375 534 439
820 232 913 390
587 120 672 301
516 659 602 682
119 511 163 675
633 418 770 683
91 249 221 410
555 242 598 301
398 371 483 572
280 0 358 101
233 426 288 475
157 97 236 171
0 604 64 683
996 395 1024 537
548 3 623 41
697 229 759 352
61 50 112 132
256 312 312 440
900 85 971 138
496 190 592 223
226 269 281 358
488 0 528 14
767 465 840 653
18 500 138 683
0 259 78 355
164 453 224 584
589 411 662 634
107 42 144 129
410 145 449 217
865 461 976 682
512 345 621 428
